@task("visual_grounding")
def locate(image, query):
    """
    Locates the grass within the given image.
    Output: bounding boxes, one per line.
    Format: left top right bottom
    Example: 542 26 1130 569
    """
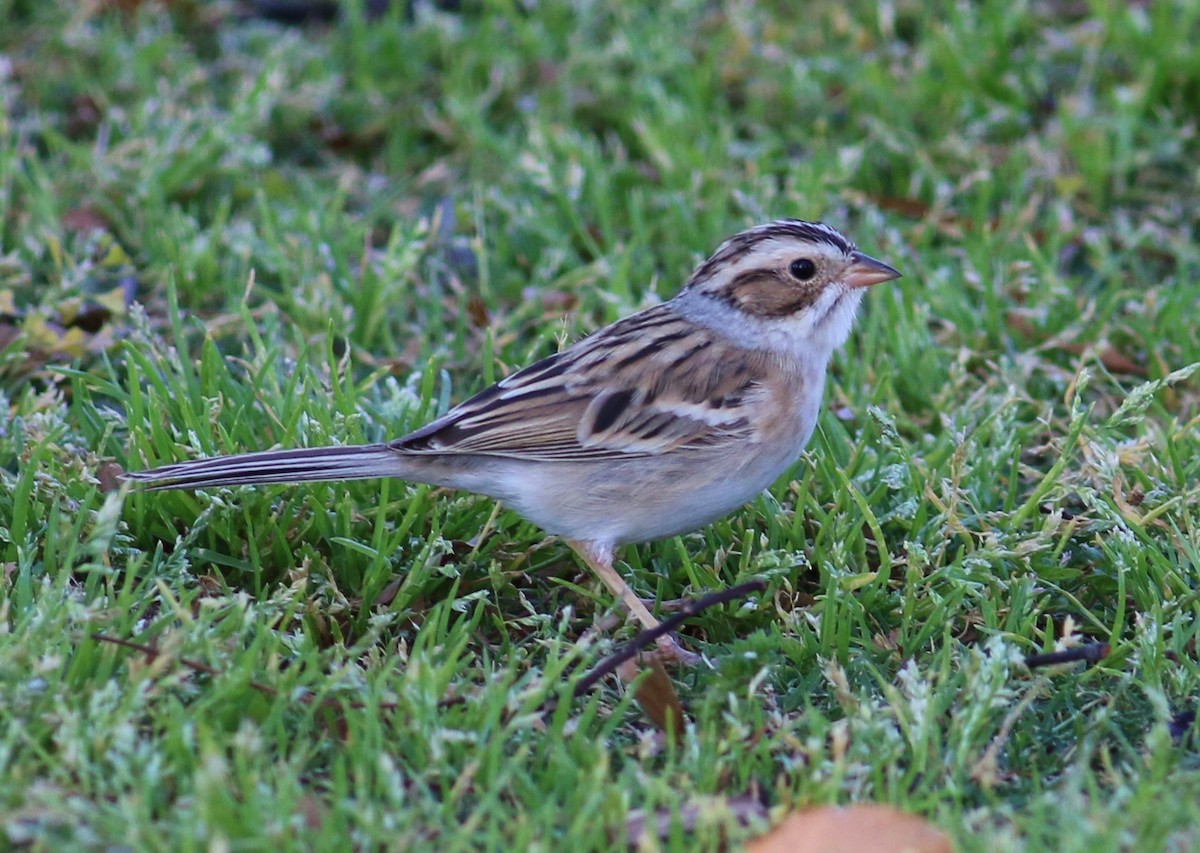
2 0 1200 849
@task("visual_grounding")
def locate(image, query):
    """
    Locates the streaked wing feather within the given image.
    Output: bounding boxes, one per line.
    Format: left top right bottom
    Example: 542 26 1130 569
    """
392 306 769 461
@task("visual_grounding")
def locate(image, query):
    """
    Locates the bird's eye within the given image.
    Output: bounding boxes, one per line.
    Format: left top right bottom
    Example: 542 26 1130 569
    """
789 258 817 281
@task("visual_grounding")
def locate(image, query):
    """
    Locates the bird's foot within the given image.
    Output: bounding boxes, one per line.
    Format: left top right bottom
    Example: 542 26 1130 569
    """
651 633 703 668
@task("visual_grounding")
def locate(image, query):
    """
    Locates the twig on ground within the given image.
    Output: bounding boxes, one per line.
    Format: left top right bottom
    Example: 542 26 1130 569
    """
537 579 767 722
90 632 367 711
1024 642 1110 669
95 578 768 728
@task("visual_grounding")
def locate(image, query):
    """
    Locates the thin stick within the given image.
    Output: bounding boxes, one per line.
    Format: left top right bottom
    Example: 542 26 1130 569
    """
91 633 224 678
557 579 767 708
90 633 370 711
95 577 769 724
1024 642 1110 669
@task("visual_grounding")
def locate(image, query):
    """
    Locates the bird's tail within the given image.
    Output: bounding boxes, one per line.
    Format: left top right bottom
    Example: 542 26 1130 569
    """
123 444 403 491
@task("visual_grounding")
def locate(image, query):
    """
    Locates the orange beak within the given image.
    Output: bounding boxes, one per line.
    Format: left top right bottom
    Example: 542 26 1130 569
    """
845 251 902 288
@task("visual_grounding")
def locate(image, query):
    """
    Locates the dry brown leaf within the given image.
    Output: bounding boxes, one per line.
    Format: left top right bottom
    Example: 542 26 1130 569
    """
95 462 125 494
745 804 953 853
525 287 578 312
1112 474 1168 530
1005 310 1146 376
466 294 491 328
297 793 328 832
61 207 110 233
0 321 20 354
618 656 686 737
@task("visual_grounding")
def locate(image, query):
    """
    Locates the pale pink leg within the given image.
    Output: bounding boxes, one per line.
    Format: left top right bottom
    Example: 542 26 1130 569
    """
568 539 701 667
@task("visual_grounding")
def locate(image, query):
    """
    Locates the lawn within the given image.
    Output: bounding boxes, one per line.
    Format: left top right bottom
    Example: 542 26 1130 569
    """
2 0 1199 849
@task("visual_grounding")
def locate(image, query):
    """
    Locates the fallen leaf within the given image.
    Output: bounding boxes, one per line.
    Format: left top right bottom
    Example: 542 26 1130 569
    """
618 656 686 738
872 630 902 654
297 793 328 832
466 294 490 328
94 279 136 317
23 314 87 358
1005 310 1146 376
95 462 124 494
524 286 577 312
61 207 110 233
745 804 953 853
1113 474 1168 530
0 321 19 353
1095 346 1146 376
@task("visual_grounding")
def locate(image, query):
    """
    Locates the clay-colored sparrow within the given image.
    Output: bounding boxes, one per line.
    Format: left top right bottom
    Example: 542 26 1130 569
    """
127 219 900 660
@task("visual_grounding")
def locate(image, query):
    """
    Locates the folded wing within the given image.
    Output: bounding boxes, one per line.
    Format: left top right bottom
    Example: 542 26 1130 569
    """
393 306 770 461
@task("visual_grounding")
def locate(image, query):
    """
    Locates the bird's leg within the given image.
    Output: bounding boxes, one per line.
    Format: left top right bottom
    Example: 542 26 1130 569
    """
568 539 700 667
570 539 659 631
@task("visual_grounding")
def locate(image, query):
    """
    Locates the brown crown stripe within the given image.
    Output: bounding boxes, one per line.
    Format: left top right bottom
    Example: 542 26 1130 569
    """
687 220 853 286
749 221 853 253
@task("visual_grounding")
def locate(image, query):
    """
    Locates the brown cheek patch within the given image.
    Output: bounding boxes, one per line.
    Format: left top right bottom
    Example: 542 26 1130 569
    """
726 272 820 317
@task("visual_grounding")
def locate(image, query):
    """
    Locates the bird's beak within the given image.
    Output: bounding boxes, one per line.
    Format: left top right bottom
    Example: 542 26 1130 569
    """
845 251 902 288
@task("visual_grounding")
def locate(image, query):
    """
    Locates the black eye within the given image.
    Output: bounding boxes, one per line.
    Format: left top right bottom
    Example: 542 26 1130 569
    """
789 258 817 281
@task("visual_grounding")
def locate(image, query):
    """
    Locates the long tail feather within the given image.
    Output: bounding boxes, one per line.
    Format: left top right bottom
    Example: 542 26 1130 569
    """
124 444 403 491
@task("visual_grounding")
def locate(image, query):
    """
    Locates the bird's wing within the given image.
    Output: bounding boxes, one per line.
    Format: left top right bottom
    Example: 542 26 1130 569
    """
392 305 773 461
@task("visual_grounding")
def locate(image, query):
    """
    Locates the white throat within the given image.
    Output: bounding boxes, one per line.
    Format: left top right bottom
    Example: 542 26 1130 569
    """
671 285 865 368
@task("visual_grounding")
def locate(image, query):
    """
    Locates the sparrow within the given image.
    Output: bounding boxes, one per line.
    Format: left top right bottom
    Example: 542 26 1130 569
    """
126 219 901 662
